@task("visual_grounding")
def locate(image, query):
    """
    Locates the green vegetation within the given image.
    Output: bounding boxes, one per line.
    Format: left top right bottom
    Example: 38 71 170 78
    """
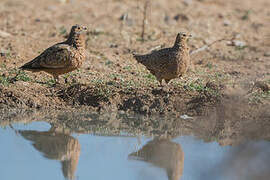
0 69 32 86
0 75 10 86
45 79 57 87
59 26 67 35
234 45 248 51
241 10 252 20
205 62 213 69
143 73 156 81
249 90 270 103
15 71 32 82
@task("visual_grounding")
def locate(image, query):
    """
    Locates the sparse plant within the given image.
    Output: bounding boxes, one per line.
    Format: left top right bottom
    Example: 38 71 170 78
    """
59 26 67 35
205 62 213 69
105 60 113 66
184 80 205 92
0 75 10 86
123 65 132 71
248 90 270 104
15 71 32 82
234 45 248 51
143 73 156 81
0 69 32 86
241 10 252 20
45 79 57 86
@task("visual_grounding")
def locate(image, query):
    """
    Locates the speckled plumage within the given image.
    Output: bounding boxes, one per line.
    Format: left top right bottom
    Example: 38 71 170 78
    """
20 24 87 82
133 32 191 84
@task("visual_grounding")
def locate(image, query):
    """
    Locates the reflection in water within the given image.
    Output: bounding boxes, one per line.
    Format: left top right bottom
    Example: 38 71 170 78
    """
129 138 184 180
1 108 269 146
19 128 80 180
215 142 270 180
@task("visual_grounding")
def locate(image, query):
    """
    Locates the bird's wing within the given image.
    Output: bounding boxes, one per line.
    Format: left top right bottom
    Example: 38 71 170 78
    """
146 48 173 69
22 44 73 69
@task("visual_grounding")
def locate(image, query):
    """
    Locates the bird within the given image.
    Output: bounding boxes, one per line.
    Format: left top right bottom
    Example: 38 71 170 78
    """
133 32 191 85
20 24 88 83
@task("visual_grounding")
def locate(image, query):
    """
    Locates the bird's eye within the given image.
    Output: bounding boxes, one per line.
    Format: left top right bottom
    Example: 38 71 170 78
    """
78 27 81 30
183 34 186 36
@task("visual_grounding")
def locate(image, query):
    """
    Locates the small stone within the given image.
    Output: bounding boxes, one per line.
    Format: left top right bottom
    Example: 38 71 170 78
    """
223 20 231 26
254 81 270 92
174 13 189 21
0 49 9 57
164 15 170 23
218 13 224 18
183 0 193 6
119 13 128 21
119 13 133 26
58 0 69 3
233 40 246 47
47 6 57 11
264 52 270 57
227 40 246 47
118 110 125 114
180 114 193 119
0 30 11 38
109 44 118 48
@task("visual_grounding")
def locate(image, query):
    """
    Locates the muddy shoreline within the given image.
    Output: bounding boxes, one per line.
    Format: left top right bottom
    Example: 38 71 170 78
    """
0 80 220 115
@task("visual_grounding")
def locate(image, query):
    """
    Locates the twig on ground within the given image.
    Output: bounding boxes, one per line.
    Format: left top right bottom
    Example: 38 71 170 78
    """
190 37 234 55
141 0 150 41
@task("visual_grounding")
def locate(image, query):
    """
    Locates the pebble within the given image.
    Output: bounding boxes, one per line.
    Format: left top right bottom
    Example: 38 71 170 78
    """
174 13 189 21
223 20 231 26
233 40 246 47
0 30 11 38
227 40 246 47
183 0 193 6
180 114 193 119
119 13 133 26
254 81 270 92
264 52 270 57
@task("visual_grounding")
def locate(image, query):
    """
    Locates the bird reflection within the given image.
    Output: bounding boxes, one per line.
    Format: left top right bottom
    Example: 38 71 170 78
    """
129 138 184 180
19 127 80 180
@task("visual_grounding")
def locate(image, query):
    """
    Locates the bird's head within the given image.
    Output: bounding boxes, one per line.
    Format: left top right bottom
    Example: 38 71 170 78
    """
67 24 88 48
70 24 88 35
174 32 192 47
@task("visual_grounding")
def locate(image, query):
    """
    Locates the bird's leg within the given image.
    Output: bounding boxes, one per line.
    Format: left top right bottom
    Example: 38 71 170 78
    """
163 80 170 91
187 60 195 73
157 78 163 87
165 79 170 84
64 76 68 84
157 79 169 91
53 74 60 84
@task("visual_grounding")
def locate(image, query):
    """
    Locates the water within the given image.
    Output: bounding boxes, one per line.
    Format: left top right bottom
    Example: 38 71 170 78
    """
0 111 270 180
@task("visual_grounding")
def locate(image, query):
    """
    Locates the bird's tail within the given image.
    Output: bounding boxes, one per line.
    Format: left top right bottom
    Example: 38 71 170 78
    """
132 53 146 64
19 64 29 70
19 62 33 69
19 60 40 71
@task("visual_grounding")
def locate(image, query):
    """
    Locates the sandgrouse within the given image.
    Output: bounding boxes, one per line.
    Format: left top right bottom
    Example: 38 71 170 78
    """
20 24 87 83
133 32 191 84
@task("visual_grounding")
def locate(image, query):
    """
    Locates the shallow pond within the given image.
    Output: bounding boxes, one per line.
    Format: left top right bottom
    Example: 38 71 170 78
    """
1 117 270 180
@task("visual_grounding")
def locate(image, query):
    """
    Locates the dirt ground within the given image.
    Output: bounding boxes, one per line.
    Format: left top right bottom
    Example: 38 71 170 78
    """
0 0 269 118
